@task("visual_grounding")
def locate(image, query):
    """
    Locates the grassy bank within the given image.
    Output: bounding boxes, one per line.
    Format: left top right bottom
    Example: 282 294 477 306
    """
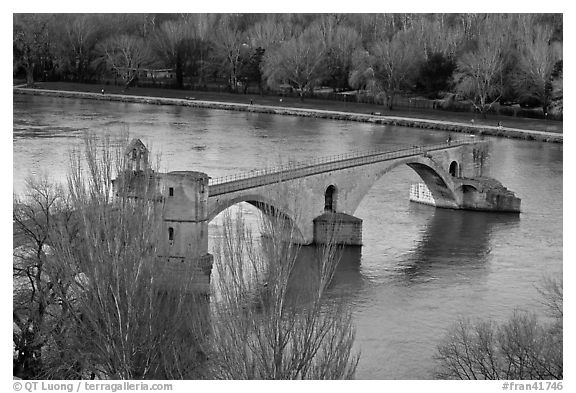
15 81 562 141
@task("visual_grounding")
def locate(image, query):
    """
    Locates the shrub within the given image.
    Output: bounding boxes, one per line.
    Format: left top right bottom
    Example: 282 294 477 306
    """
435 278 562 380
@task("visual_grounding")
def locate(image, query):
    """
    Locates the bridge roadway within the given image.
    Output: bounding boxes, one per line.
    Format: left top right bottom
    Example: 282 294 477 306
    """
209 136 479 196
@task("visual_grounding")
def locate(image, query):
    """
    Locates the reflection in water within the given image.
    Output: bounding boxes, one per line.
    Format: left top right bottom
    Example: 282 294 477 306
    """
290 245 365 300
399 207 521 282
290 207 521 303
212 235 365 311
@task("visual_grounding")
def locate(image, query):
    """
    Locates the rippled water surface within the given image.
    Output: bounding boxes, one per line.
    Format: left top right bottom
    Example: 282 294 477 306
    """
13 94 563 379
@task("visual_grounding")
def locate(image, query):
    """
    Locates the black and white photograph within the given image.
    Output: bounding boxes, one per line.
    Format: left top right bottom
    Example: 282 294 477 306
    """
10 10 564 388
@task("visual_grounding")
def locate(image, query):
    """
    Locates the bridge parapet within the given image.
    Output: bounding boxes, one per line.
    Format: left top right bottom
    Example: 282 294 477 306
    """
209 136 483 196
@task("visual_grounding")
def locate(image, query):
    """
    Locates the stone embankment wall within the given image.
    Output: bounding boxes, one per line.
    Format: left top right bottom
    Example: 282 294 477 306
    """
14 87 562 144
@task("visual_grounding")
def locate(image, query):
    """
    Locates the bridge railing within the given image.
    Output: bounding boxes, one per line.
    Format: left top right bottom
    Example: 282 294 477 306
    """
208 136 478 193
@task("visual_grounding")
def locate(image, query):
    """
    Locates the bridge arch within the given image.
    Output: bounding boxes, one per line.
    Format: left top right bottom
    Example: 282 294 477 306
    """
404 156 460 208
406 161 458 208
208 194 305 242
347 155 460 214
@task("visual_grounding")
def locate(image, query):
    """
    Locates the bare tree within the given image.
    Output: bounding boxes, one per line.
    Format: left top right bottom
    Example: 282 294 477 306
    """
210 15 246 92
536 277 563 327
412 16 463 61
349 28 422 110
435 278 562 380
56 134 208 379
263 26 327 99
171 13 216 87
13 177 71 379
247 16 294 51
349 14 400 45
548 61 563 117
452 15 508 117
94 34 152 88
57 14 99 82
13 134 360 380
511 15 562 114
311 15 363 91
13 134 208 379
151 19 192 88
207 205 359 379
13 14 54 85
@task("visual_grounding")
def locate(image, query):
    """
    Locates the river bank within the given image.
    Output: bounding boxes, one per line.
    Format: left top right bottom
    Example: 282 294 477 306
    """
13 85 562 143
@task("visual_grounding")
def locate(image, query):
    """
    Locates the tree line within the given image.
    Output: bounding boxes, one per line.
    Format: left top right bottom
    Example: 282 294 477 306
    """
13 13 562 117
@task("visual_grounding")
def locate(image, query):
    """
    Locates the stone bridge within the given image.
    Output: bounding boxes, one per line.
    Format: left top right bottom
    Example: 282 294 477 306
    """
114 137 520 293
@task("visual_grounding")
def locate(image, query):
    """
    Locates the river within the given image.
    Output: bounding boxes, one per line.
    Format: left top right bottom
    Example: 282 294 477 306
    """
13 94 563 379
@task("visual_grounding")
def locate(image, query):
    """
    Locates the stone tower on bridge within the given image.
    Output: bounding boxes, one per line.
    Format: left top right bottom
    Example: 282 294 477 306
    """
114 139 213 294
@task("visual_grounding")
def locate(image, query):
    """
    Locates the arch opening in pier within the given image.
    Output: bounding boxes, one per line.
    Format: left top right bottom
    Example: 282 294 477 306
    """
324 185 337 212
449 161 459 177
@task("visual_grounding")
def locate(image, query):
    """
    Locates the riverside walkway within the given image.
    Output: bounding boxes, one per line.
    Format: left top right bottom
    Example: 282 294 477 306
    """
13 87 562 143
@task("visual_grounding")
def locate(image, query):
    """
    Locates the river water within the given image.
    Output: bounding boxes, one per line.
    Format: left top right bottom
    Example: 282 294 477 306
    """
13 94 563 379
